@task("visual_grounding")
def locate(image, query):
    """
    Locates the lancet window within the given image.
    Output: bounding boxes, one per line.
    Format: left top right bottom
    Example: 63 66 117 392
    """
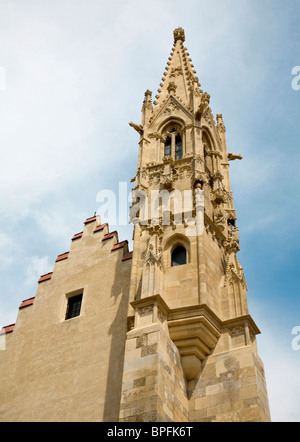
175 134 182 160
203 131 213 174
164 136 172 157
163 124 183 161
171 245 187 266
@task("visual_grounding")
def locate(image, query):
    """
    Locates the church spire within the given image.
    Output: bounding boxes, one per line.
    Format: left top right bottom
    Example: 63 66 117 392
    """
121 27 271 423
153 27 202 110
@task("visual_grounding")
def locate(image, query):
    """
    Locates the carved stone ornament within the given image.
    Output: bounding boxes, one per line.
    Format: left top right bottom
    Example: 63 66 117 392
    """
142 89 153 113
212 187 228 206
163 100 180 114
214 209 225 231
193 171 208 187
216 113 226 133
226 209 237 221
224 253 245 286
195 92 211 120
148 131 165 142
167 81 177 95
173 27 185 42
138 305 153 317
228 152 243 161
212 170 224 182
170 66 183 78
224 227 240 254
160 174 174 190
162 156 174 165
143 236 163 272
223 238 240 254
129 122 144 135
229 325 245 338
168 312 220 381
194 153 204 164
144 224 165 237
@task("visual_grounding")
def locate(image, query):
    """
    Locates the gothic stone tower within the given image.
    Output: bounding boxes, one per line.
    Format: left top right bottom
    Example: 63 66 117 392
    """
0 28 270 423
119 28 271 422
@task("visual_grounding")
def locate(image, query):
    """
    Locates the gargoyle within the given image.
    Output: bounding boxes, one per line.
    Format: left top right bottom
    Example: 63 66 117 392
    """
228 153 243 161
129 122 144 135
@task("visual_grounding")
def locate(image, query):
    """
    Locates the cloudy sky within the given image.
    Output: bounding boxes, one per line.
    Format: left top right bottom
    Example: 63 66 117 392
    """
0 0 300 422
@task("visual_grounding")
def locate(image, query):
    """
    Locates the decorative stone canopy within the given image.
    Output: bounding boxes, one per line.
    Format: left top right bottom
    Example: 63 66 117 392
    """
168 306 221 381
131 295 221 381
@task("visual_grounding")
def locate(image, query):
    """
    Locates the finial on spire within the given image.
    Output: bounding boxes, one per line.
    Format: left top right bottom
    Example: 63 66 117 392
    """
142 89 153 109
173 27 185 43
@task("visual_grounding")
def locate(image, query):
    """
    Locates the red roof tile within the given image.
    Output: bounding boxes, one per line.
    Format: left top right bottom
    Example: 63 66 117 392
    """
102 231 117 241
19 297 35 309
38 272 53 283
111 240 128 251
93 223 107 233
122 252 133 261
72 231 83 241
55 252 69 262
84 216 97 225
0 324 15 335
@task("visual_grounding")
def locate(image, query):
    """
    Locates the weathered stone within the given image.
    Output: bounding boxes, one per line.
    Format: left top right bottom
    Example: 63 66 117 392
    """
0 27 270 423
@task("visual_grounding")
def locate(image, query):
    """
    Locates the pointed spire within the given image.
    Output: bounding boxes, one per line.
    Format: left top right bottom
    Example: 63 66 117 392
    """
152 28 201 110
141 89 153 125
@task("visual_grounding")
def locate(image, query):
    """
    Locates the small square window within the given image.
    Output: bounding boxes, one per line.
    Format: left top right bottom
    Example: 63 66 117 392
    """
65 293 82 320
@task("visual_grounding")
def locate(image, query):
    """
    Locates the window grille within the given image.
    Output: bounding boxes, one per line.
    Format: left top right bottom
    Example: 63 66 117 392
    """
65 293 82 320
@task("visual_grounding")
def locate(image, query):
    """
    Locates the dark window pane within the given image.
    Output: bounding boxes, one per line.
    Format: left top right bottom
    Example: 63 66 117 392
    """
171 246 186 266
164 136 171 157
65 294 82 320
175 134 182 160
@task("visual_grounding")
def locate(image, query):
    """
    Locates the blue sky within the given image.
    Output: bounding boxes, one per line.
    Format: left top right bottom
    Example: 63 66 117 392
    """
0 0 300 422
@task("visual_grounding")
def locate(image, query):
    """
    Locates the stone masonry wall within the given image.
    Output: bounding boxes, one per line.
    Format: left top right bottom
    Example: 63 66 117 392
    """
188 345 271 422
119 297 188 422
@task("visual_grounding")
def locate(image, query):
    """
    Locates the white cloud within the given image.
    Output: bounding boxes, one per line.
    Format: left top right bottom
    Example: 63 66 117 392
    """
32 207 78 241
259 329 300 422
0 233 18 267
24 255 52 287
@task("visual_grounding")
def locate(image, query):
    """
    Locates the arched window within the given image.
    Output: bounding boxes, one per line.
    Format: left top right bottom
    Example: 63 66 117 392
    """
203 131 213 174
175 134 182 160
164 136 171 157
171 245 186 266
162 124 183 160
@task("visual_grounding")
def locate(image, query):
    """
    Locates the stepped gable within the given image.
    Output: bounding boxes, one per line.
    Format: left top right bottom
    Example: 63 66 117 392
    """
1 214 132 335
